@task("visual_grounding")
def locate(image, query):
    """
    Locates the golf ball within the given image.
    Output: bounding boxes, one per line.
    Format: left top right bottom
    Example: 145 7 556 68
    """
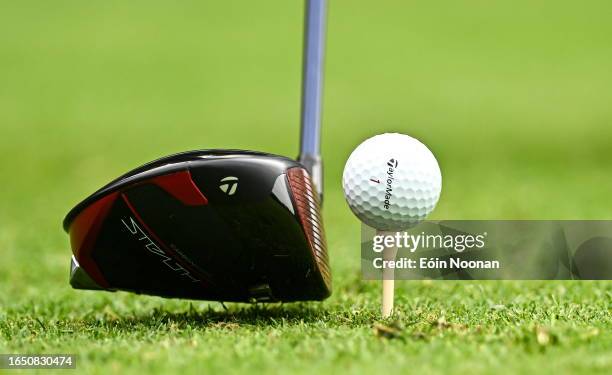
342 133 442 231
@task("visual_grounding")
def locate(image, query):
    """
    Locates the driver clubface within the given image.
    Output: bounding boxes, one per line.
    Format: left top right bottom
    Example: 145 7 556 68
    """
63 150 331 302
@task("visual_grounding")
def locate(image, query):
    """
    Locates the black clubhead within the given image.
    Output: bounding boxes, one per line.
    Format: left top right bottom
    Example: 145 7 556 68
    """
64 0 330 302
63 150 331 302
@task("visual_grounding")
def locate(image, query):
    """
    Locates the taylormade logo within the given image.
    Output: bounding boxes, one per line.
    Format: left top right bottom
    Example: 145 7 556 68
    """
384 159 398 209
219 176 239 196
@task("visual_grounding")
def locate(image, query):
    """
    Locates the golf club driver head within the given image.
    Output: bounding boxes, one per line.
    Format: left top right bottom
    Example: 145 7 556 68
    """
63 150 331 302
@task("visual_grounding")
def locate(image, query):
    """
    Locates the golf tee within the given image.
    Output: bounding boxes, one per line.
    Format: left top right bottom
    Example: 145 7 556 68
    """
379 230 399 318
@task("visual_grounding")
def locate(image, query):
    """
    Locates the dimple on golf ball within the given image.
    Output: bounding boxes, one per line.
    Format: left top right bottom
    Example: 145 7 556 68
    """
342 133 442 231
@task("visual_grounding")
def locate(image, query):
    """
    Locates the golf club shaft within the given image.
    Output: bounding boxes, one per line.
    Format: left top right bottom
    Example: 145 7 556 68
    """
298 0 326 199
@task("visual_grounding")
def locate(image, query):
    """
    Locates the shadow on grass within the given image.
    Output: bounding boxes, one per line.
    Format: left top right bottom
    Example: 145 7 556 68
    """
79 303 334 332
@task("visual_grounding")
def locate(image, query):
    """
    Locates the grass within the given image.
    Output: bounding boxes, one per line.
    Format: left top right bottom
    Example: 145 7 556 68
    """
0 1 611 374
1 282 610 374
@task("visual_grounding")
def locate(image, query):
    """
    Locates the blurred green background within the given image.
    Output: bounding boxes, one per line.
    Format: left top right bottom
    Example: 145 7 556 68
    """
0 1 610 374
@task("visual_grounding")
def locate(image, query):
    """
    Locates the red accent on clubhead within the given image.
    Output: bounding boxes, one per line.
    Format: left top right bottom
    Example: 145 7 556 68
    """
150 170 208 206
69 192 119 288
286 167 331 290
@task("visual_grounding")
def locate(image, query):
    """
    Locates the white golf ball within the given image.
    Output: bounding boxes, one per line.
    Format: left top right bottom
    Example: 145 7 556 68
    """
342 133 442 231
